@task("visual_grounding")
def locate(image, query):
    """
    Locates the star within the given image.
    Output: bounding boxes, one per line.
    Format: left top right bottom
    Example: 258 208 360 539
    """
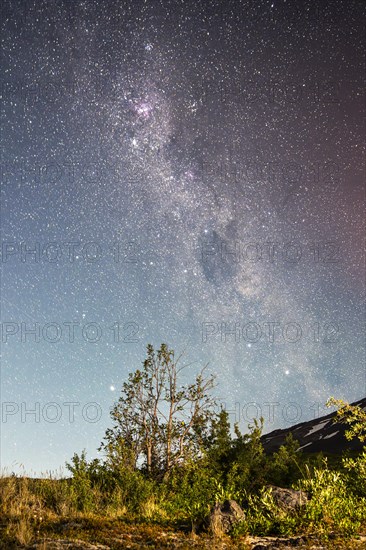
1 0 363 475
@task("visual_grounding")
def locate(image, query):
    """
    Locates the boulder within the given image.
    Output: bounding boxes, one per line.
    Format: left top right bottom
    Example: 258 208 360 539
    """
206 499 245 535
266 485 308 511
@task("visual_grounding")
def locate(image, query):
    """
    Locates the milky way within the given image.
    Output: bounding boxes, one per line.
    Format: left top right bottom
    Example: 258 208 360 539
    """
1 0 365 474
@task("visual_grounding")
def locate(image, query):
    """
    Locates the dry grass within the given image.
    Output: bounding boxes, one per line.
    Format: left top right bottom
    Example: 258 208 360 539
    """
0 472 56 548
139 495 168 521
1 475 45 518
0 475 17 515
209 509 226 538
7 514 34 546
103 503 127 518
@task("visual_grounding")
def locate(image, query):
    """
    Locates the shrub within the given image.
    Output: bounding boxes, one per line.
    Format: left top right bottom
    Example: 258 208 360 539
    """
66 450 94 512
164 460 220 531
342 449 366 497
36 478 74 515
234 486 300 537
296 461 366 536
266 433 303 487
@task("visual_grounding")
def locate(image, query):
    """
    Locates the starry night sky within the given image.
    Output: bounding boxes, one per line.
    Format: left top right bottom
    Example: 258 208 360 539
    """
1 0 365 475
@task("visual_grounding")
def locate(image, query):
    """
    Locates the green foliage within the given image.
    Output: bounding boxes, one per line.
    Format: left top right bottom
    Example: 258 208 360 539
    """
232 486 300 537
66 450 95 512
206 407 232 474
212 478 240 504
118 469 157 514
225 417 268 495
342 449 366 497
65 450 160 514
164 460 220 529
267 433 303 487
326 397 366 442
296 460 366 536
35 477 74 515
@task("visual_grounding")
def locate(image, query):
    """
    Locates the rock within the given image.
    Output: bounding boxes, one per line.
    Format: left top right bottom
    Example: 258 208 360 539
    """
206 499 245 535
266 485 308 511
248 537 326 550
28 539 110 549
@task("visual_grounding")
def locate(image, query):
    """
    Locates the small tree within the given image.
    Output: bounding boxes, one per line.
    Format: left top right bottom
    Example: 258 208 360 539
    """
227 417 268 494
100 344 216 479
268 433 302 487
205 407 233 477
66 450 94 511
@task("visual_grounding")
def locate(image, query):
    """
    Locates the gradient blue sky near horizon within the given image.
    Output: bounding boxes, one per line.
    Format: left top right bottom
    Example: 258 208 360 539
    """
1 0 365 475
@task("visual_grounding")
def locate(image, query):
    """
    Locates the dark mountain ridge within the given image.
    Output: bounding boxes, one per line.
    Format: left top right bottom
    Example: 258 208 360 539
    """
261 397 366 454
